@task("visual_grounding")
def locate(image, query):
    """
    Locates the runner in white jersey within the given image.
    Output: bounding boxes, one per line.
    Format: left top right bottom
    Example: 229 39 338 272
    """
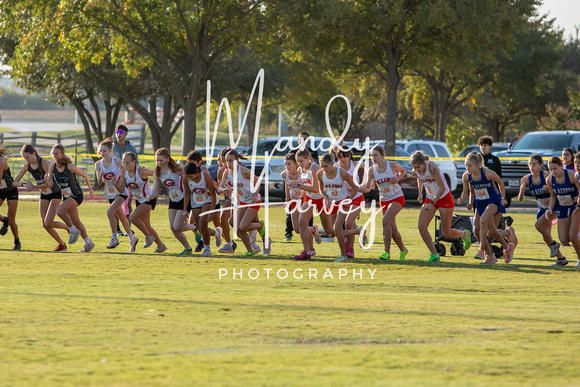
281 152 304 243
287 149 328 260
410 151 471 263
95 138 138 251
184 162 222 256
317 153 360 263
361 145 408 262
150 148 198 255
114 152 166 253
218 149 270 256
336 149 369 259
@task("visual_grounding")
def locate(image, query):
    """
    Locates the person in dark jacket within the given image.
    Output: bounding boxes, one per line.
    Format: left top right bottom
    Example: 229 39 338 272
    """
478 136 502 178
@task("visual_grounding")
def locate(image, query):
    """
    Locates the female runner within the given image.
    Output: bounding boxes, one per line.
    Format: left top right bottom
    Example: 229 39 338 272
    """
46 144 96 252
0 146 20 250
216 148 237 253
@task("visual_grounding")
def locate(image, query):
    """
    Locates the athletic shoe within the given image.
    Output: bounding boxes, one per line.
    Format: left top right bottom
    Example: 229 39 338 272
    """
53 243 67 252
398 247 408 261
13 240 21 251
552 257 568 266
309 249 316 257
312 225 321 244
178 248 193 256
0 217 9 236
462 230 471 250
474 249 485 260
129 237 139 253
116 230 124 237
153 244 168 253
143 234 155 248
194 240 204 253
68 228 80 245
426 253 440 262
575 260 580 268
241 251 255 257
107 238 120 249
379 252 390 260
263 238 272 255
294 250 311 260
202 247 211 256
232 241 238 252
214 227 223 247
504 242 515 263
346 247 354 258
480 255 498 265
258 220 266 239
219 244 234 254
249 229 257 245
284 235 292 242
357 225 368 248
80 240 95 253
334 255 348 263
252 242 261 254
549 242 561 258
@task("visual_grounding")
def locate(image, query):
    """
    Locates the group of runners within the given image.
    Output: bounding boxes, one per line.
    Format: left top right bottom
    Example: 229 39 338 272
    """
0 133 579 267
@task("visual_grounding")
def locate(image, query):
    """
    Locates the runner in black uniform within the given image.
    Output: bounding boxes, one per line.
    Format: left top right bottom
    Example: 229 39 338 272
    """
0 146 20 250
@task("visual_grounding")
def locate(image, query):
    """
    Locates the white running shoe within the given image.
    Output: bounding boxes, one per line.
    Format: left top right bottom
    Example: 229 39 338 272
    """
202 246 211 256
107 238 120 249
129 237 139 253
262 238 272 255
68 227 80 245
252 242 261 254
143 234 155 248
80 240 95 253
154 244 168 253
575 260 580 268
215 227 223 247
549 242 560 258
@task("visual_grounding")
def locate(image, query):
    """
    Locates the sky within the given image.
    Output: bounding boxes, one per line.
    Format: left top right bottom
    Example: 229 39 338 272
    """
538 0 580 40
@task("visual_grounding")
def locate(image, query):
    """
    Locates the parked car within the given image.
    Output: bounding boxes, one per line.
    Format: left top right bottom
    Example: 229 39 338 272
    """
454 142 509 196
495 131 580 205
395 139 458 192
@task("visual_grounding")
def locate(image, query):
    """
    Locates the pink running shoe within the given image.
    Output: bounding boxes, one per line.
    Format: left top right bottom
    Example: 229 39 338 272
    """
294 250 312 260
474 249 485 260
504 242 515 263
309 249 316 257
346 247 354 258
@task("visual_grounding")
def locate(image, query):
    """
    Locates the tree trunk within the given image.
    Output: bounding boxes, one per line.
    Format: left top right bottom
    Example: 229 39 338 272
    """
246 107 257 147
384 64 399 156
182 89 200 155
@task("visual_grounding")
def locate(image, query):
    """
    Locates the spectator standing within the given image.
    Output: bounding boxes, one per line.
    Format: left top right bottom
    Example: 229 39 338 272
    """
478 136 502 178
113 124 139 235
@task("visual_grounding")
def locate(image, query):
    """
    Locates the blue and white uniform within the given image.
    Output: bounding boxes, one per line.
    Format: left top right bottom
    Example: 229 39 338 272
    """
468 168 505 217
528 173 551 220
551 171 578 219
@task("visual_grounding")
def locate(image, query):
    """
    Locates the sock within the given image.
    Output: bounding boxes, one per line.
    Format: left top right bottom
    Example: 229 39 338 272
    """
14 238 19 243
70 226 77 232
84 237 91 244
112 232 117 239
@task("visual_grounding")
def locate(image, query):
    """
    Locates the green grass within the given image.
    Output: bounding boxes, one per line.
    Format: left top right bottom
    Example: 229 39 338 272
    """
1 200 579 386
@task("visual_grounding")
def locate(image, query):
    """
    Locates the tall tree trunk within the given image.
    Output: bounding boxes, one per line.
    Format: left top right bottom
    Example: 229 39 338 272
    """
384 63 399 156
182 89 200 155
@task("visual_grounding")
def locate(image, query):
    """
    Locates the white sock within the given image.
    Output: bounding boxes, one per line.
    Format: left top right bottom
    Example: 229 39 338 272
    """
112 232 118 239
70 226 77 232
84 237 91 244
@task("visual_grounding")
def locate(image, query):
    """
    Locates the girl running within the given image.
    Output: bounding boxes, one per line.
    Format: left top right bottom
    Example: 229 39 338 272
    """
150 148 198 255
361 146 408 261
13 144 68 251
287 149 325 260
317 153 359 263
282 152 304 244
562 148 575 171
114 151 167 253
457 152 514 265
95 138 138 251
216 148 237 253
46 144 96 252
411 151 472 261
183 162 222 256
518 154 566 265
0 146 20 250
218 149 269 256
546 156 580 268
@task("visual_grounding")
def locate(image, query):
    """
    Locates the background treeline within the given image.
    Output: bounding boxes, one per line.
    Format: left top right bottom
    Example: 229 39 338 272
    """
0 0 578 155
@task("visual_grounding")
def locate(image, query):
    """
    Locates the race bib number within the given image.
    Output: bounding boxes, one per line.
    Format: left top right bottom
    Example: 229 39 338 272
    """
195 196 204 202
40 187 52 195
557 195 573 206
538 198 550 209
0 179 6 189
474 188 490 200
327 188 342 198
425 186 434 197
62 187 72 198
170 190 184 202
380 184 395 198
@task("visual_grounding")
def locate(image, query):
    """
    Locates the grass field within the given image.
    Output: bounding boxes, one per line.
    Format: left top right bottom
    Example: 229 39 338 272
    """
1 200 579 386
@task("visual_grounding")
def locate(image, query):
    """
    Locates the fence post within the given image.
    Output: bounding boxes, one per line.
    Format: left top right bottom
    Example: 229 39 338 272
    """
57 133 61 144
31 132 37 146
140 124 146 154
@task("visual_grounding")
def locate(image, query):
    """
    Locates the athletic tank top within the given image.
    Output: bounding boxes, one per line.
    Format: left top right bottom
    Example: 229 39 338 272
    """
188 173 212 207
100 158 128 199
374 162 403 201
54 164 82 200
415 161 449 200
468 168 501 203
284 171 302 200
228 166 260 203
322 168 348 201
0 162 14 192
528 173 550 209
28 157 60 196
125 167 152 203
300 163 323 200
340 160 364 200
160 169 184 203
551 170 578 207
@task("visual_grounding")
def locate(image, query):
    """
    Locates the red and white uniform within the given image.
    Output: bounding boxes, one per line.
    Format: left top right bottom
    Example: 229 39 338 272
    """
340 159 364 206
188 174 212 208
228 166 260 204
374 163 403 201
125 167 152 203
100 158 128 199
160 169 185 203
284 172 302 201
300 163 324 200
416 161 449 200
322 169 348 201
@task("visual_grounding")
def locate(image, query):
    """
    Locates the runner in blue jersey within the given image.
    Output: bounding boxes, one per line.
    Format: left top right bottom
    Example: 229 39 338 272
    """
457 152 515 265
518 154 566 265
